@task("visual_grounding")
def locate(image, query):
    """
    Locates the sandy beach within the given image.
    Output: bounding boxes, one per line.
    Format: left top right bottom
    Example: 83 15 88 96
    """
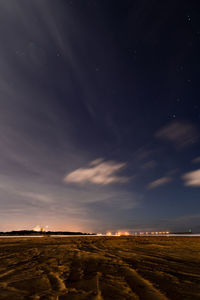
0 236 199 299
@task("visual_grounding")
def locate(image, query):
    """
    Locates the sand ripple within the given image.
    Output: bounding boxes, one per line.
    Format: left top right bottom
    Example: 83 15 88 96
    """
0 236 199 299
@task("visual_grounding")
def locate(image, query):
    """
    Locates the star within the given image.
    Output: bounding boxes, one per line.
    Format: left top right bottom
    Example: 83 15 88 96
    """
168 113 176 119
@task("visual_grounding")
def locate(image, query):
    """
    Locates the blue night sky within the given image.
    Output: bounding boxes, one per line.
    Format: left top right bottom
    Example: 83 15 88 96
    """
0 0 200 233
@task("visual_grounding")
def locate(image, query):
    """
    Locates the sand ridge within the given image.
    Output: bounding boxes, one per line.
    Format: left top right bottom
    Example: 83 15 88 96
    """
0 236 199 299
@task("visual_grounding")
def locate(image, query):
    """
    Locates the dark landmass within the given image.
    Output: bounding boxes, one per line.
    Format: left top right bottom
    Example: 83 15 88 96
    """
0 230 93 236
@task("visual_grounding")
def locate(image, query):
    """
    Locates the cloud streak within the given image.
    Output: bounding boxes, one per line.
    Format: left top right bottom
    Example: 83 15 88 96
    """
182 169 200 187
19 192 52 203
155 121 198 149
147 176 172 189
64 158 128 185
192 157 200 164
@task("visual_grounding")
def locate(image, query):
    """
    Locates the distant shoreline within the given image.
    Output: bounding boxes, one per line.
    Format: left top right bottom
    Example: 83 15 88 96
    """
0 230 93 236
0 233 200 238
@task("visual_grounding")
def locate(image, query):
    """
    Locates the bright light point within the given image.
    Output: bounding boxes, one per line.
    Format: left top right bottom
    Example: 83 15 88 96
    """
33 225 48 232
106 232 112 236
115 232 121 236
124 232 129 236
33 225 42 232
97 233 102 236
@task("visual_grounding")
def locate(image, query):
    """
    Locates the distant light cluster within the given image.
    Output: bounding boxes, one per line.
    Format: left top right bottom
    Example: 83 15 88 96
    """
33 225 48 232
97 231 170 236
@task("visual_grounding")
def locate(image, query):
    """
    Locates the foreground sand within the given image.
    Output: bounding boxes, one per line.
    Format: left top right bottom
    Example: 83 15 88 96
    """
0 237 199 299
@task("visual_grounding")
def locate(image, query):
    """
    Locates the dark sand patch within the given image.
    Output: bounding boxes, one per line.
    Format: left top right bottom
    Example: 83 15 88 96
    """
0 237 199 299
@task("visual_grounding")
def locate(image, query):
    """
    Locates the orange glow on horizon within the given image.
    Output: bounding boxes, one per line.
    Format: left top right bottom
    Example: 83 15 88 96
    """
115 232 121 236
106 232 112 236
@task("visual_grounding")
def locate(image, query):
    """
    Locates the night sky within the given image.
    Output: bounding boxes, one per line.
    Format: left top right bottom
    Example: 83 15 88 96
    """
0 0 200 233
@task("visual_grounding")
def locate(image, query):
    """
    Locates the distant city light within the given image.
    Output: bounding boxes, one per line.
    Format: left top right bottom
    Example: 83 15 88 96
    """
106 232 112 236
33 225 48 232
96 230 170 236
33 225 42 232
115 232 121 236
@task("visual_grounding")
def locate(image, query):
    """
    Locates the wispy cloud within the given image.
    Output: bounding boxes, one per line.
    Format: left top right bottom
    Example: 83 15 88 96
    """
19 192 52 203
147 176 172 189
155 121 198 149
141 160 157 170
182 169 200 187
192 157 200 164
64 158 128 185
